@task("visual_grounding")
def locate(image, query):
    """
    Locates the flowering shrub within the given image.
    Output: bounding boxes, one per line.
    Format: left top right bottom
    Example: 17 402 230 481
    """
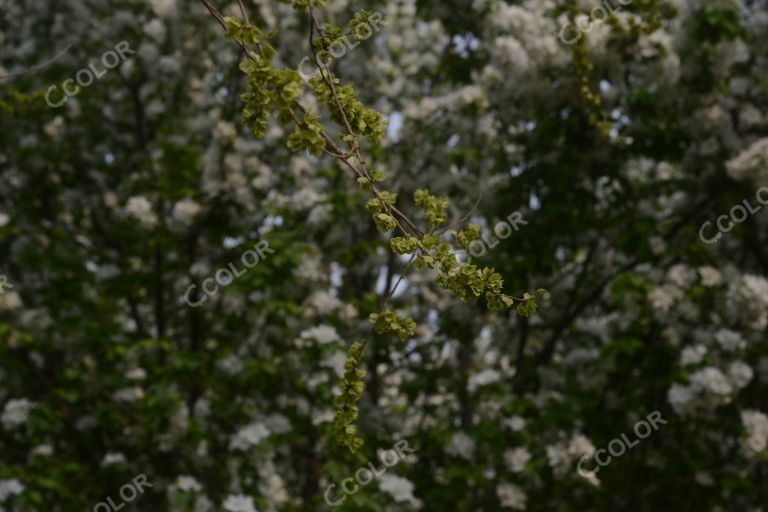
1 0 767 510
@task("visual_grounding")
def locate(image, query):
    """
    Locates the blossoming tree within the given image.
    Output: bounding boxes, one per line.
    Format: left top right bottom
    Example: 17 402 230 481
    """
1 0 767 510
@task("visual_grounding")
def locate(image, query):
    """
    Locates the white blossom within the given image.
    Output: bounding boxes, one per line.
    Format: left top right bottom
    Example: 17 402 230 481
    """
304 291 342 315
124 196 158 228
222 494 258 512
101 452 127 466
113 387 145 402
728 360 754 389
680 345 707 366
378 474 419 505
546 443 569 474
30 444 53 457
715 329 746 352
150 0 177 18
493 36 529 79
175 475 202 493
195 495 214 512
217 354 244 375
143 18 166 41
698 266 722 287
296 254 326 282
741 410 768 456
172 198 202 227
1 399 34 430
468 368 501 392
505 416 527 432
126 367 147 380
648 285 682 313
504 447 531 473
728 275 768 330
229 422 270 450
690 367 733 397
0 479 24 501
257 460 289 509
300 325 340 344
668 383 694 415
568 434 596 458
668 264 696 288
726 137 768 182
446 432 475 460
0 291 22 311
497 482 527 510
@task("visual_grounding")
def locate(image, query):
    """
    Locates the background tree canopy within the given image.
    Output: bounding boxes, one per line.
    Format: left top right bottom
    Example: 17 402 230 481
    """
1 0 767 510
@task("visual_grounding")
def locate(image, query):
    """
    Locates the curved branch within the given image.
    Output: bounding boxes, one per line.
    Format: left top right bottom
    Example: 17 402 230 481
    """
0 44 71 81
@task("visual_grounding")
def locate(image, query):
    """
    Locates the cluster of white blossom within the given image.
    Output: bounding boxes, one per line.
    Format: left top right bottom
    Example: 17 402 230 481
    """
1 0 768 509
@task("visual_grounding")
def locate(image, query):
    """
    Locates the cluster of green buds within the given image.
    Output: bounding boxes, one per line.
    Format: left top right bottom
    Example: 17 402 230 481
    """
333 341 366 452
384 189 542 314
308 72 387 145
369 310 416 341
225 18 305 139
219 1 544 452
565 0 663 133
0 89 46 116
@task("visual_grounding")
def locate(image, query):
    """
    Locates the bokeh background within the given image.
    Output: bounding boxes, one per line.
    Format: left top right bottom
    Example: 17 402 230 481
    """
1 0 768 510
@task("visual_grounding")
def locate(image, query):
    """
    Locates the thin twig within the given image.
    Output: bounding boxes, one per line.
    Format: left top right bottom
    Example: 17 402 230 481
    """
237 0 250 25
437 192 483 235
199 0 227 29
0 44 71 80
381 252 418 310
